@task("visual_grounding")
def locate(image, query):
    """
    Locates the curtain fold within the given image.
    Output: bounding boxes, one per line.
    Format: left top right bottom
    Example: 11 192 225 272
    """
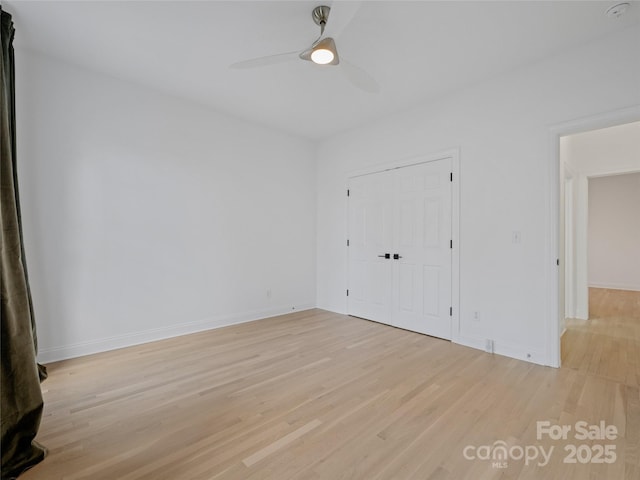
1 6 47 479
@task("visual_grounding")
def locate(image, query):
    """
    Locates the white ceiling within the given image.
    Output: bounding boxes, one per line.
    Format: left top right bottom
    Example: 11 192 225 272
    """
6 0 640 139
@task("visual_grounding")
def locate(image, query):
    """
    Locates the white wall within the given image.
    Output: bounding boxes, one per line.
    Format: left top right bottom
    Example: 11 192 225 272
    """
317 26 640 366
566 121 640 177
16 49 317 363
588 173 640 291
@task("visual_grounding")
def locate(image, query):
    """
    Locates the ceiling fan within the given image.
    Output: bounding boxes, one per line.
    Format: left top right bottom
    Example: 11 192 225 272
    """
230 3 379 94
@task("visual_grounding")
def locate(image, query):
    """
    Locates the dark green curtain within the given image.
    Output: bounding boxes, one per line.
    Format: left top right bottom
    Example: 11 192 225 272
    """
1 6 47 479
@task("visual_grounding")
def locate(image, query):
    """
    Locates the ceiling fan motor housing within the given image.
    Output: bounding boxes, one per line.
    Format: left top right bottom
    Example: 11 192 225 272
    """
312 6 331 27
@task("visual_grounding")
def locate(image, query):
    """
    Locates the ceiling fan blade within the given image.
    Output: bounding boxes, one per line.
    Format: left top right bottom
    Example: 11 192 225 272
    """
341 58 379 94
230 51 299 69
323 1 363 39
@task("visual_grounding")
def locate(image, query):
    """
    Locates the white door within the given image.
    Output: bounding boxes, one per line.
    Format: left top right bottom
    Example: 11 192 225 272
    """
348 158 453 340
391 160 452 339
347 172 393 324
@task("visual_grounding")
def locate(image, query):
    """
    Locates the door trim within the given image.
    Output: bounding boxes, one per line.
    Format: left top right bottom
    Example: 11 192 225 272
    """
346 148 460 342
547 105 640 368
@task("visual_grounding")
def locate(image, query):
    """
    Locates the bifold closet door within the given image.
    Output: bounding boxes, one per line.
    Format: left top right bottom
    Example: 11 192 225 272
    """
347 158 453 340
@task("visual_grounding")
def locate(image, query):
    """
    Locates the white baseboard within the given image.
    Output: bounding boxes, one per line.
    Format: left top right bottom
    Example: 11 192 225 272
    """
344 312 549 367
588 283 640 292
37 303 316 364
454 334 546 366
574 308 589 320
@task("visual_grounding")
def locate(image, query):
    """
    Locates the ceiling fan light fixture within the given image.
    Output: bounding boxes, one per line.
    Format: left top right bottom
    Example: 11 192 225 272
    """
310 37 339 65
311 48 334 65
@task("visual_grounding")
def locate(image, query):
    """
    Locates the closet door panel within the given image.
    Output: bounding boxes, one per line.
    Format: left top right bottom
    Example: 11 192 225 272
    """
347 172 393 323
392 159 452 339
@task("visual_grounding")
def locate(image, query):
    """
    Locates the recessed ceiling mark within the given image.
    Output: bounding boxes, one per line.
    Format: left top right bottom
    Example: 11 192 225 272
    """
605 2 630 18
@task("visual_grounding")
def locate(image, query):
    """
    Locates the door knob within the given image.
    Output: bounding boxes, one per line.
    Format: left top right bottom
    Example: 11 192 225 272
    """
393 254 402 260
378 253 391 259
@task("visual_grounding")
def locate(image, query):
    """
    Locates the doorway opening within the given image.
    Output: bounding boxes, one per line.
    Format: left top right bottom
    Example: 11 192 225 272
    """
558 121 640 366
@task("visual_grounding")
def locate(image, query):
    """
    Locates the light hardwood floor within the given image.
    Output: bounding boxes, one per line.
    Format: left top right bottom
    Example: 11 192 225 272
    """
22 299 639 480
562 288 640 385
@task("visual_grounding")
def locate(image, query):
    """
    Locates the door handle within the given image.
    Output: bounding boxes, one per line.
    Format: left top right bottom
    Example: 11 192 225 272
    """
378 253 391 259
393 254 402 260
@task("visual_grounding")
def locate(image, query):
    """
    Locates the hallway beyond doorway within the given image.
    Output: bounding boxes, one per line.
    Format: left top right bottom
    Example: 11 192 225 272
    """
562 287 640 386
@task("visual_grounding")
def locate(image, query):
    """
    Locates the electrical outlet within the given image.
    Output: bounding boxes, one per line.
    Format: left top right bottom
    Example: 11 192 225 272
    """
473 311 480 321
266 289 272 299
512 231 521 244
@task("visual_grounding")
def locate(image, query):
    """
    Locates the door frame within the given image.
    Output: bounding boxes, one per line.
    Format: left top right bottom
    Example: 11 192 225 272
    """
563 168 575 323
346 148 460 342
546 105 640 368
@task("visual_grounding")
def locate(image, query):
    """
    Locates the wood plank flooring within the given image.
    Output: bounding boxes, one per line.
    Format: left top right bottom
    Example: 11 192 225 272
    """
588 287 640 319
22 302 639 480
562 288 640 386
